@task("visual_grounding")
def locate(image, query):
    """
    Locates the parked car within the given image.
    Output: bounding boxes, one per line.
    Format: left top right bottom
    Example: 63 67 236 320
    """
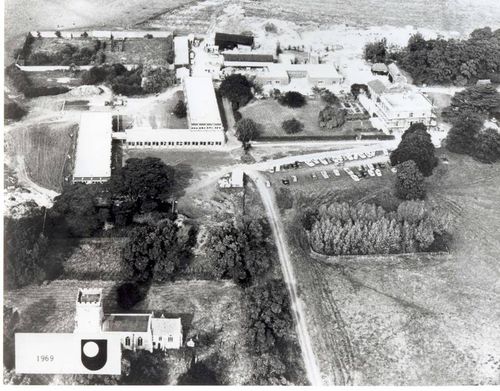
306 161 315 167
333 169 340 176
390 167 397 173
359 152 366 159
265 180 271 187
292 175 298 183
350 174 360 182
320 159 329 165
282 179 290 185
375 169 382 176
321 170 329 179
312 173 318 179
268 168 275 173
367 170 375 177
312 159 321 165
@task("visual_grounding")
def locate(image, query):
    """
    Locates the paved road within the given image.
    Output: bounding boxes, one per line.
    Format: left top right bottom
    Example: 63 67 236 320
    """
247 170 323 386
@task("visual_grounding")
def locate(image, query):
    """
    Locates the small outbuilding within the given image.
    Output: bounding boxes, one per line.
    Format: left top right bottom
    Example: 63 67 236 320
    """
371 63 389 75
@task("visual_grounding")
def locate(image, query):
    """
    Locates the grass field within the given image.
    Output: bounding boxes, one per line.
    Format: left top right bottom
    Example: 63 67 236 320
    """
5 121 77 192
5 279 253 384
240 98 373 139
275 153 500 385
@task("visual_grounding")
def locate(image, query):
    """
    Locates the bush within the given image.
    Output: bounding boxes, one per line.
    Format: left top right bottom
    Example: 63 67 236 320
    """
144 34 154 39
281 118 304 134
473 128 500 163
395 160 426 200
264 22 278 33
278 91 306 107
363 38 388 63
318 105 346 129
116 282 147 310
445 111 483 155
141 66 176 94
219 74 254 109
350 83 369 99
173 100 187 118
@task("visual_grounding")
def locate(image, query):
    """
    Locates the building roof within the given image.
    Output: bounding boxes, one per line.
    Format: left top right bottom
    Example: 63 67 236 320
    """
382 91 433 112
231 169 244 187
174 36 190 65
102 314 151 332
73 112 112 179
215 32 254 47
151 316 182 335
223 53 274 63
367 79 387 95
125 128 225 143
184 76 222 126
371 63 388 73
305 64 341 79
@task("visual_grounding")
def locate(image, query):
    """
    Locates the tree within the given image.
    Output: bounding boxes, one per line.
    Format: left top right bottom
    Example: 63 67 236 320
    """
390 123 438 176
123 221 183 282
49 183 105 237
55 30 62 38
235 118 261 144
445 111 483 154
264 22 278 33
108 157 175 209
395 160 426 200
350 83 369 99
173 100 187 118
4 101 27 122
281 118 304 134
278 91 306 108
116 282 148 310
178 361 221 385
364 38 388 63
318 105 346 129
141 66 176 94
473 128 500 163
219 74 254 109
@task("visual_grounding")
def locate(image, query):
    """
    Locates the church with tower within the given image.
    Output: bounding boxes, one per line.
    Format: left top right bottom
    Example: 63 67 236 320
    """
74 288 183 351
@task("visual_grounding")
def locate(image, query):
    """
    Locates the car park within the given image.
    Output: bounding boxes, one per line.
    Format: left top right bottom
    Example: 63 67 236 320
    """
321 170 329 179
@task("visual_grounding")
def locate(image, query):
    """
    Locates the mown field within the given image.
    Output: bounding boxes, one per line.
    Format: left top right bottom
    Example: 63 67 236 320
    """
276 152 500 385
5 121 77 192
240 98 373 139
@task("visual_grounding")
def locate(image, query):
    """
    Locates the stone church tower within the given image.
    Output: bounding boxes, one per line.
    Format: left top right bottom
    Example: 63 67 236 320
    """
74 288 104 333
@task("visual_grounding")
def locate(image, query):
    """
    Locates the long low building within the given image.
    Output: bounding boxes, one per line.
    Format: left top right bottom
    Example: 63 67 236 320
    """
73 112 112 184
256 63 343 86
183 76 223 131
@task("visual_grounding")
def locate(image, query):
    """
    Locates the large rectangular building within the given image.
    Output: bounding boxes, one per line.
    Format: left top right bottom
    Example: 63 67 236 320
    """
183 76 223 131
125 128 225 148
73 112 112 184
174 36 190 67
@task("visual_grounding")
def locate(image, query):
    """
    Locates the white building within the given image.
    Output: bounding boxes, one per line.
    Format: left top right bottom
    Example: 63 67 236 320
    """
73 112 112 184
256 63 343 86
183 76 223 131
368 88 434 132
74 288 183 352
174 36 190 67
125 128 225 149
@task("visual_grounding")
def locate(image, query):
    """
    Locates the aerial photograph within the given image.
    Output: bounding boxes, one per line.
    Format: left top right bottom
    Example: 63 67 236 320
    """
3 0 500 386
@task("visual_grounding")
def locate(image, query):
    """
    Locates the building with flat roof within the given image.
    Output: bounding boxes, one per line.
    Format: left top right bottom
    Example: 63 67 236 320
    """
73 112 112 184
256 63 343 86
388 63 407 84
215 32 254 51
74 288 183 352
183 76 223 131
174 36 190 67
125 128 225 148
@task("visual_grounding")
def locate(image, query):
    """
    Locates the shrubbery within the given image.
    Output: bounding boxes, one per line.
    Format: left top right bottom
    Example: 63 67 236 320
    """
173 100 187 118
219 73 254 109
281 118 304 134
4 101 27 121
305 201 452 255
6 64 70 98
27 40 105 66
235 118 261 144
363 38 388 63
278 91 306 108
395 160 426 200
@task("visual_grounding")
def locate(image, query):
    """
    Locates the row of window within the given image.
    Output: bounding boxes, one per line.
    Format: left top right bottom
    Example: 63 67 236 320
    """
124 335 174 347
127 141 223 147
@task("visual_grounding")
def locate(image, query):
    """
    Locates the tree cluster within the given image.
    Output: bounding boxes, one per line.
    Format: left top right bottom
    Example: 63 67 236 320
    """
395 160 426 200
443 85 500 162
350 83 369 99
27 40 106 66
219 74 254 109
363 38 388 63
278 91 306 108
203 217 272 286
318 105 346 129
123 219 193 282
4 211 50 289
4 100 27 122
306 201 452 256
394 28 500 85
390 123 438 176
141 66 176 94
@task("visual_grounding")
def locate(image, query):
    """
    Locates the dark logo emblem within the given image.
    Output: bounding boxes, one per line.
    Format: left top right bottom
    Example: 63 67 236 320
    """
81 339 108 371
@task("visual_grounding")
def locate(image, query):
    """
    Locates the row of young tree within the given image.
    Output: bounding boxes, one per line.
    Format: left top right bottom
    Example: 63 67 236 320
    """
364 27 500 85
304 201 452 256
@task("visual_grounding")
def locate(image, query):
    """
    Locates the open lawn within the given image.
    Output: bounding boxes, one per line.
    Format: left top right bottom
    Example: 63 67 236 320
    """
276 153 500 385
5 121 77 192
5 279 253 384
240 98 374 139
